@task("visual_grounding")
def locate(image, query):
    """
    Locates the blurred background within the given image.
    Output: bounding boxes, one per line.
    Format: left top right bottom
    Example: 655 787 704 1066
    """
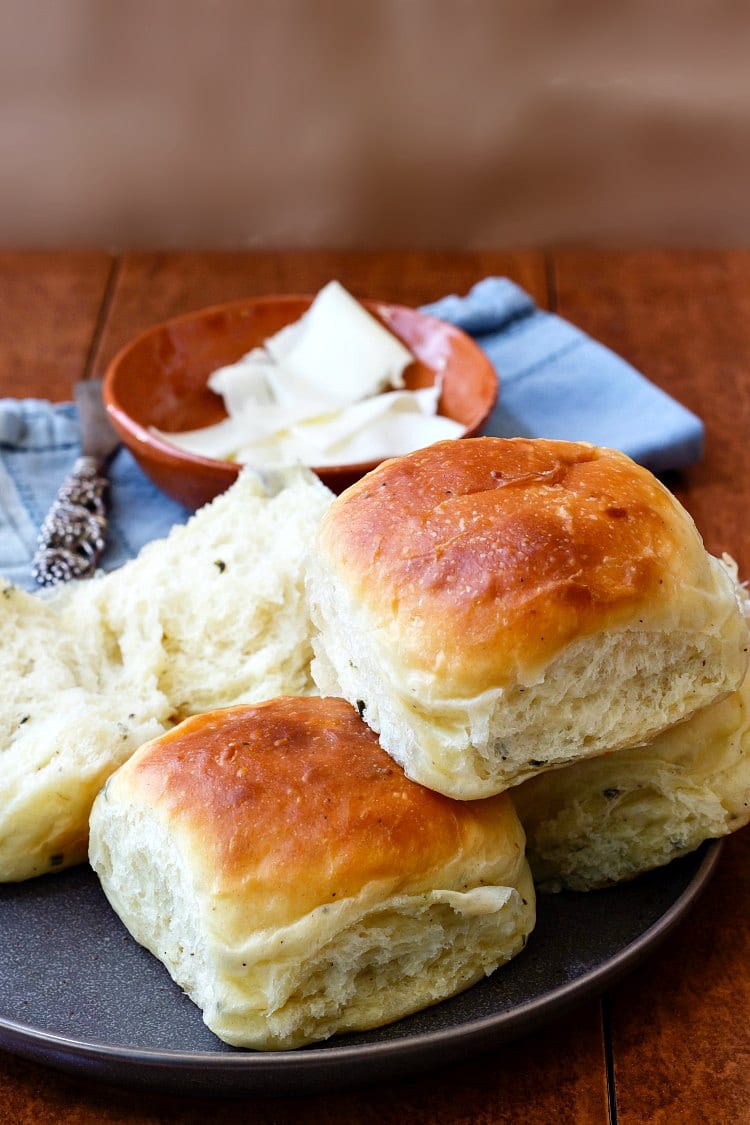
1 0 749 249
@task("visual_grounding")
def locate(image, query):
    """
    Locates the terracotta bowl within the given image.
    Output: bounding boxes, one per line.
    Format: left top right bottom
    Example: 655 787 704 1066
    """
103 295 499 510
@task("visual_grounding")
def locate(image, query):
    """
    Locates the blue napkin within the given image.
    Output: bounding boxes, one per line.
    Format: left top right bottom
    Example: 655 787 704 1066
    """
0 278 703 592
0 400 190 591
424 278 703 471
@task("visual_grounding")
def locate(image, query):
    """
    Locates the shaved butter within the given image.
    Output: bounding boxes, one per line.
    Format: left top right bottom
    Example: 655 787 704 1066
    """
152 280 464 468
277 281 414 404
233 387 463 468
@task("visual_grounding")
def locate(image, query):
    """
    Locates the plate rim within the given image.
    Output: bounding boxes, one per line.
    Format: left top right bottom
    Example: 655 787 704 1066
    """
0 840 723 1089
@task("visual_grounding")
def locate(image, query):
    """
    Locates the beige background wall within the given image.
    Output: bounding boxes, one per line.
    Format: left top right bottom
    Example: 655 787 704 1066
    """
1 0 749 249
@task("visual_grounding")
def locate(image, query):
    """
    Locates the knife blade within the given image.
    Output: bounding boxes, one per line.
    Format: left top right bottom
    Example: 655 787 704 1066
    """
32 379 120 587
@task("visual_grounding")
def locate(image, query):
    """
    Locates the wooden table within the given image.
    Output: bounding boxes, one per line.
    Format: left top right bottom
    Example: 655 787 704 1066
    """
1 249 748 1124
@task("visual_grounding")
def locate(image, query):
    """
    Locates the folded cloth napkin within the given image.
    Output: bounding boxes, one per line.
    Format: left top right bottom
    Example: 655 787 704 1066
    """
424 278 703 471
0 278 703 592
0 400 190 591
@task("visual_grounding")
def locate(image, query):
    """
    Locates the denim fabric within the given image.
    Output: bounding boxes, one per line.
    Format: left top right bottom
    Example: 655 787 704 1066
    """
424 278 703 471
0 398 190 590
0 279 703 591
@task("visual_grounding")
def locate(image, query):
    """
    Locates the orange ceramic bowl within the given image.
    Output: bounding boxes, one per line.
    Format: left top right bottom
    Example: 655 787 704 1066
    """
103 295 498 510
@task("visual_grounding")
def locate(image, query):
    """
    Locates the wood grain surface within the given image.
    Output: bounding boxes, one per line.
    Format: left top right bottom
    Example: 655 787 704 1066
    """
0 250 113 400
552 250 750 572
553 250 750 1125
1 249 748 1124
89 249 548 378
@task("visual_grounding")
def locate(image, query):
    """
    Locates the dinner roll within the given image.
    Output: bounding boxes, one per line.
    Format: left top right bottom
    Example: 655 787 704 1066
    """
307 437 749 798
0 465 332 882
89 696 535 1050
514 664 750 891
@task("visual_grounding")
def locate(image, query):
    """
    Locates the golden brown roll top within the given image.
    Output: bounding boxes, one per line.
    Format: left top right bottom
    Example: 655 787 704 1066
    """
120 697 524 931
307 437 749 798
316 437 731 693
90 696 535 1048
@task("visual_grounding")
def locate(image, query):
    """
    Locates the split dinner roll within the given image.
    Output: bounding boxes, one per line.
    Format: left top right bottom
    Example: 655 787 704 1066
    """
307 437 749 799
514 663 750 892
0 465 331 883
89 696 535 1050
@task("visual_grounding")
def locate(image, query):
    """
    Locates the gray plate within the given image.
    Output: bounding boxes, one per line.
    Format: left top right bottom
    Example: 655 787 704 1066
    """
0 841 722 1096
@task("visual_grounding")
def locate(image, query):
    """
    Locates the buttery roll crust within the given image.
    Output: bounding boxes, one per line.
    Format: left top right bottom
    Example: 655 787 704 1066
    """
89 696 535 1049
307 438 749 797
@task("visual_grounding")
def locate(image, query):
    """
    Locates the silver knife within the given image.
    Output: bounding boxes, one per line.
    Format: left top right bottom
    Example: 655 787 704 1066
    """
32 379 120 588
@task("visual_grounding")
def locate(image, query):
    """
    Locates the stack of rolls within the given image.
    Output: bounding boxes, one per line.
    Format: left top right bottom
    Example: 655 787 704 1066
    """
89 435 750 1049
305 437 750 887
86 453 538 1050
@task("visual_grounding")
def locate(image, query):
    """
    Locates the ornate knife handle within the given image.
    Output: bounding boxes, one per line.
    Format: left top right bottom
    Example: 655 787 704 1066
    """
32 456 109 588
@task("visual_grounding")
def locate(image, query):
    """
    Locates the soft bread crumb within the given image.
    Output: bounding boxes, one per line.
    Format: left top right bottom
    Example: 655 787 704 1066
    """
514 672 750 891
0 467 332 882
75 466 332 720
